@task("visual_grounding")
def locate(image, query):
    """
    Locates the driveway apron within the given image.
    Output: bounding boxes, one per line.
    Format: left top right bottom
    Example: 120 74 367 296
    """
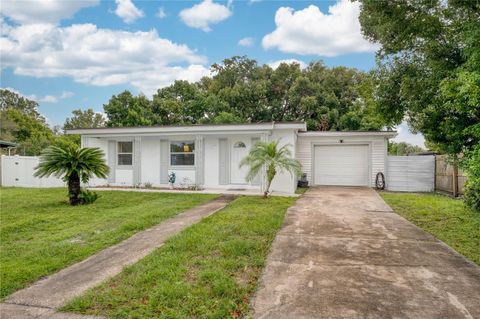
252 187 480 319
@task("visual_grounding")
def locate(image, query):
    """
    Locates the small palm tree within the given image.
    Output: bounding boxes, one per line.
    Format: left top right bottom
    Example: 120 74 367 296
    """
240 140 302 198
35 144 109 205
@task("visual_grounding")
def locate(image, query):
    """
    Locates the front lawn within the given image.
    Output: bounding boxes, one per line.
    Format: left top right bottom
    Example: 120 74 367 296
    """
63 196 296 318
0 188 217 299
380 192 480 265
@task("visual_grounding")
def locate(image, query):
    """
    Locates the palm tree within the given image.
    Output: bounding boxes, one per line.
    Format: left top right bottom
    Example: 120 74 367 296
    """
35 144 109 205
240 140 302 198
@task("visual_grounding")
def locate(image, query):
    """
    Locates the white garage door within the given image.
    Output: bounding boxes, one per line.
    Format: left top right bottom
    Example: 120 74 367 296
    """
314 145 369 186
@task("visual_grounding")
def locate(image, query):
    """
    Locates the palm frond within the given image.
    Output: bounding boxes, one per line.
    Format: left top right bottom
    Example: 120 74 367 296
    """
240 139 302 193
35 144 109 183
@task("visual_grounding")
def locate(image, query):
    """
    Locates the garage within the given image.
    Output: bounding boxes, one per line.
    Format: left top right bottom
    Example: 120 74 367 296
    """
313 144 369 186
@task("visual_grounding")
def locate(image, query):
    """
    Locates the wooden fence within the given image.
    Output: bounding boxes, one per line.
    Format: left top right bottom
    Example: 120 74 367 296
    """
435 155 466 197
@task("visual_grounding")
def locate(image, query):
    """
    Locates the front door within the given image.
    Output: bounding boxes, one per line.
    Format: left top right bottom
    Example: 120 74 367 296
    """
230 140 249 184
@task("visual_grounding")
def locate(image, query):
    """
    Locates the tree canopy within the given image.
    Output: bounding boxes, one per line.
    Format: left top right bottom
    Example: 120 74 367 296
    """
103 57 384 131
388 142 425 156
358 0 480 209
0 89 55 155
64 109 105 130
358 0 479 155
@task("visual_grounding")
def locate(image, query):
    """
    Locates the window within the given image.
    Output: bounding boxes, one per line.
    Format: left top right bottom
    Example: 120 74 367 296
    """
233 141 246 148
170 141 195 166
117 141 133 166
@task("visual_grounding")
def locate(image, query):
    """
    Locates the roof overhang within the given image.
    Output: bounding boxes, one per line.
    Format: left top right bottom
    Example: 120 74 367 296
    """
66 122 307 136
298 131 397 138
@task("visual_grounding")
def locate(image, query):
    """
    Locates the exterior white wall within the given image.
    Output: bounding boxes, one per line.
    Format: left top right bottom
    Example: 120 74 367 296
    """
116 169 133 185
1 155 65 187
141 138 160 185
268 129 297 194
169 169 196 186
204 136 219 187
83 137 109 186
296 134 388 187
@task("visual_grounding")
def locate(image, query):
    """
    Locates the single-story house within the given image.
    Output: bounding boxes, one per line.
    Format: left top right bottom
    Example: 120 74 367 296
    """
67 122 396 194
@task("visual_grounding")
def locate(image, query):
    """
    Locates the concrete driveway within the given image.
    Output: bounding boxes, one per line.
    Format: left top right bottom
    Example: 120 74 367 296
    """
252 187 480 319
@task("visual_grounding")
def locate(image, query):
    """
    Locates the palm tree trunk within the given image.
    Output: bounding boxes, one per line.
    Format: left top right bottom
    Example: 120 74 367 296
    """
68 172 81 206
264 165 276 198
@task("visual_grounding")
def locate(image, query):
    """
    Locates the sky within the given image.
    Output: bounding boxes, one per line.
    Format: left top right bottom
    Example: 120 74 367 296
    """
0 0 425 147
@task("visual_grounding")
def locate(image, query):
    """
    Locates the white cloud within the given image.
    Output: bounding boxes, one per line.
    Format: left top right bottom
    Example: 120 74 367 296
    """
1 88 74 103
0 0 99 24
156 7 167 19
114 0 144 24
238 37 254 47
2 22 209 96
262 0 378 57
40 91 75 103
268 59 307 69
39 95 58 103
392 122 426 148
60 91 74 99
179 0 232 32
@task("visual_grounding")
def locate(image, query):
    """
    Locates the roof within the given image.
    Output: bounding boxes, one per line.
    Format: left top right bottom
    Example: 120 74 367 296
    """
298 131 397 138
66 122 307 135
0 140 17 148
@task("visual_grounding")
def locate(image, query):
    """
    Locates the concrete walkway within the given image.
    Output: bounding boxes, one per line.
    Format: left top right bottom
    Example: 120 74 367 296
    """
1 195 234 319
252 187 480 319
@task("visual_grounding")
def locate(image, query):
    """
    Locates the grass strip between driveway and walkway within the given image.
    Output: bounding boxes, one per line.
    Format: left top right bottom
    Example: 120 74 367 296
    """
380 192 480 265
0 188 217 299
62 196 296 318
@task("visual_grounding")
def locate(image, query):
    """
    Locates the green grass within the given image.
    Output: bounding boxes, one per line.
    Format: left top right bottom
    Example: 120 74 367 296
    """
380 192 480 265
63 196 296 319
0 188 217 299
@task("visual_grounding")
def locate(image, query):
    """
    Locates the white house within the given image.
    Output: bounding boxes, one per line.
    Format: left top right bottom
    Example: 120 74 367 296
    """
67 122 396 194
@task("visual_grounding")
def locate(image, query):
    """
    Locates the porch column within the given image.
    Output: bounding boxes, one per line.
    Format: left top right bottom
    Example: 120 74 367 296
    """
260 133 269 192
195 135 204 185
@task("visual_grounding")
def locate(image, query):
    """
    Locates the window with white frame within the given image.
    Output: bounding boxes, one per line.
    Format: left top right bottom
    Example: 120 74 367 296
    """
117 141 133 166
170 141 195 166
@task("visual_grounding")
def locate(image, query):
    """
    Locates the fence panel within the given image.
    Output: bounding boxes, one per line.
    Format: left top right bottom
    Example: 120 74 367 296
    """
0 155 65 187
387 156 435 192
435 155 466 196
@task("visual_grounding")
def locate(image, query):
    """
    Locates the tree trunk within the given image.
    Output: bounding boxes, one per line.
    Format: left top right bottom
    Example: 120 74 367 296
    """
68 172 81 206
264 165 276 198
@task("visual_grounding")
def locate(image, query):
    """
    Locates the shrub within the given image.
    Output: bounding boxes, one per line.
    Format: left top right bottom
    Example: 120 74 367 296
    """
78 189 99 205
461 134 480 212
144 182 153 189
464 179 480 211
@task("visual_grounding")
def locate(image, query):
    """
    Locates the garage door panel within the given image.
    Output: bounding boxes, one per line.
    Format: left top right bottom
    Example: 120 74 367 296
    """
314 145 369 186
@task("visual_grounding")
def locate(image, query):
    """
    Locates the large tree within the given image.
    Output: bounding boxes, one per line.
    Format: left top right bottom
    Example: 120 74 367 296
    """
0 89 55 155
103 57 384 131
357 0 479 154
358 0 480 209
64 109 105 130
104 91 153 127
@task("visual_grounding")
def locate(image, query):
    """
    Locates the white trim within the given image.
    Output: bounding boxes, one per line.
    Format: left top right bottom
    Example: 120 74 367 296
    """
66 122 306 135
299 131 397 138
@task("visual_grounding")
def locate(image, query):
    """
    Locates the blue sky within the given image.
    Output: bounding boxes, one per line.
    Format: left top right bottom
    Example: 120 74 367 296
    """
1 0 424 147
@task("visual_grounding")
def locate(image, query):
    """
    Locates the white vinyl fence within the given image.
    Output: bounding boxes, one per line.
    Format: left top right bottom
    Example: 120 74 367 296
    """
0 155 65 187
386 155 435 192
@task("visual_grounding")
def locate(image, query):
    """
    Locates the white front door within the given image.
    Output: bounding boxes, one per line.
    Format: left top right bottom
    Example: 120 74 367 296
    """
314 145 369 186
230 140 249 184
